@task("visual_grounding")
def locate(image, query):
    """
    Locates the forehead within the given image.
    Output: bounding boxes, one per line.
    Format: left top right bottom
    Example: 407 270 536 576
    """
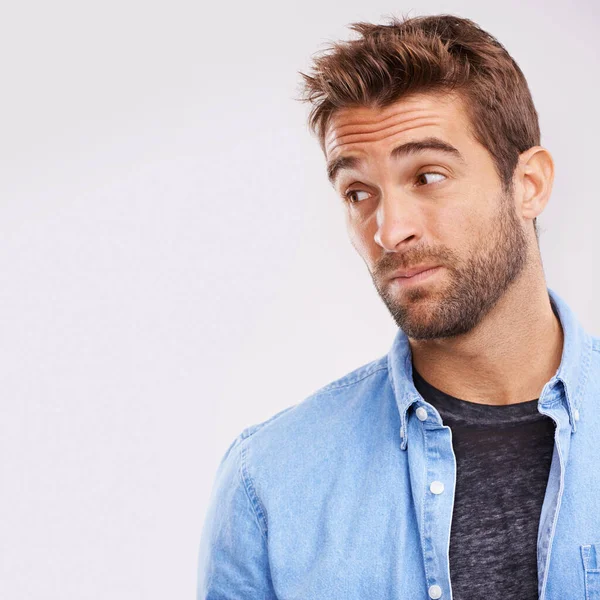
324 91 473 160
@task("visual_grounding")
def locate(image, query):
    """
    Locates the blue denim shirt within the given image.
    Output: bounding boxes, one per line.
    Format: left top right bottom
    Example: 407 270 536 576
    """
198 287 600 600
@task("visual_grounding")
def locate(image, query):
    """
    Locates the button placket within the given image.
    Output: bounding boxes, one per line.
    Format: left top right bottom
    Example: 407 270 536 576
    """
416 403 451 600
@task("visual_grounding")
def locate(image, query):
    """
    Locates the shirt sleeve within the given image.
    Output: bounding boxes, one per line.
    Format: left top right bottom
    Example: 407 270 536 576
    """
197 433 278 600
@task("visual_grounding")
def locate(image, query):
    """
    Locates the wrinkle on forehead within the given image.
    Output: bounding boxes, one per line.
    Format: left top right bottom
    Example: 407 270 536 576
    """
324 92 462 157
326 107 432 140
326 116 444 156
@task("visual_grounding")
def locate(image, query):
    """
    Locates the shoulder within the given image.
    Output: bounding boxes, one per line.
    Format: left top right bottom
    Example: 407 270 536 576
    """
238 353 390 445
205 353 395 546
219 353 392 478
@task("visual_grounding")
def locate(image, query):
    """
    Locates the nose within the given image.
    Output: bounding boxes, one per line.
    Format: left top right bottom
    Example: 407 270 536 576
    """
373 191 423 252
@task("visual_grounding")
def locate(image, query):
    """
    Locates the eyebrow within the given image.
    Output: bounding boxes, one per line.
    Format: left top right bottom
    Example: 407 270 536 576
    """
326 136 466 185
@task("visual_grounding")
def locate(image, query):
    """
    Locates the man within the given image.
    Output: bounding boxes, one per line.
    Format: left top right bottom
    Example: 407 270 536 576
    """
197 14 600 600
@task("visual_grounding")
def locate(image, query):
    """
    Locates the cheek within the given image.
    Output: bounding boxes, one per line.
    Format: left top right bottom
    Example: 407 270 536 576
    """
448 213 494 266
428 207 482 261
436 189 485 235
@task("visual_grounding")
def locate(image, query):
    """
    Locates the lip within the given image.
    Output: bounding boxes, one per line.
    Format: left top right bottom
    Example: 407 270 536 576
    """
390 266 442 286
389 265 441 279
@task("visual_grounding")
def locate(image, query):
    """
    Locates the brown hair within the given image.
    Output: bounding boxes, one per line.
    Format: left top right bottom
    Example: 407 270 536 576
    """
297 13 540 236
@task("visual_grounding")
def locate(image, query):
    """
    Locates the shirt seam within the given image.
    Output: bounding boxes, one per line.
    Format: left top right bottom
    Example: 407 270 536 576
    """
241 404 299 440
421 416 431 587
239 439 269 542
575 334 595 400
318 364 389 393
539 416 566 599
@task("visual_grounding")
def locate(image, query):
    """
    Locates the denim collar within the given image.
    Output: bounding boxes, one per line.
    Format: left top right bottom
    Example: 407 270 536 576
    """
387 287 594 450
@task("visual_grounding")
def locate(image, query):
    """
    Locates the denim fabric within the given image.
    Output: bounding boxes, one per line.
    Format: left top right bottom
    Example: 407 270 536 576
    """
198 287 600 600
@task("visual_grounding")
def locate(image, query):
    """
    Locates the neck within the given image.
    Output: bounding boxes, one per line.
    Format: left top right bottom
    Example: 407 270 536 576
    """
409 260 564 406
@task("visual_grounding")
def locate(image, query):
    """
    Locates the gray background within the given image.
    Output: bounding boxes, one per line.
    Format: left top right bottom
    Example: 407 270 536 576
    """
1 0 598 598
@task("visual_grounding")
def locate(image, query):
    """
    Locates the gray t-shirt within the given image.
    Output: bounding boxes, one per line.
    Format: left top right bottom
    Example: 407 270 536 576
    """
412 368 555 600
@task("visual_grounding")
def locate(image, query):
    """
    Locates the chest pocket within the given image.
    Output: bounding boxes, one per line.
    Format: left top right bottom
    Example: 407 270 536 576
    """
581 544 600 599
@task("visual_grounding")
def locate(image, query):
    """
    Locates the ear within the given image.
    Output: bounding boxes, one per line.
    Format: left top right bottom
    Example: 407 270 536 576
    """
514 146 555 221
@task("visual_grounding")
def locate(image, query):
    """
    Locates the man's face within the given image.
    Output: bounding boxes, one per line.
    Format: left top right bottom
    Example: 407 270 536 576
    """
324 91 531 340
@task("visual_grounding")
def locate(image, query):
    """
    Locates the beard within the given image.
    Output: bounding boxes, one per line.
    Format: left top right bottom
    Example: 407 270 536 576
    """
370 188 530 340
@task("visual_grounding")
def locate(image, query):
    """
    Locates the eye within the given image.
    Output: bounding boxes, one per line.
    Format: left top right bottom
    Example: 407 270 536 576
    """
416 172 447 186
344 189 371 204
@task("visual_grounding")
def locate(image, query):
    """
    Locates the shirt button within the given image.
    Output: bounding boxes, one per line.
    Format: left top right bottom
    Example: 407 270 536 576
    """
574 408 580 422
430 481 444 494
416 407 428 421
428 584 442 599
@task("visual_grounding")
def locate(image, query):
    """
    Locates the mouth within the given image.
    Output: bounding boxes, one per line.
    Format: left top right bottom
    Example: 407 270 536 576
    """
390 266 442 287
